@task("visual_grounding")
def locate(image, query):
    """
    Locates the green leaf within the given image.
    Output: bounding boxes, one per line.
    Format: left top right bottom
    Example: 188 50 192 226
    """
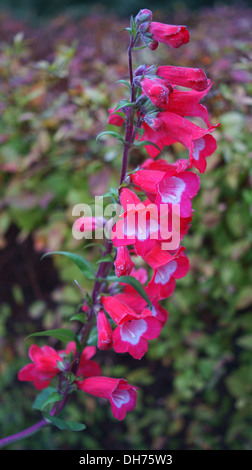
25 328 82 352
40 392 62 410
96 254 114 264
41 251 95 280
114 100 135 112
124 27 134 37
33 387 57 411
115 80 131 90
133 140 161 152
114 111 126 121
107 275 152 309
87 326 98 346
43 413 86 432
96 131 125 144
69 313 88 324
132 45 147 51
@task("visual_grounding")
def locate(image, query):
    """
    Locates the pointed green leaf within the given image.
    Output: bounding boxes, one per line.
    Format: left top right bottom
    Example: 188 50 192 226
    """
115 80 131 90
96 131 125 144
96 254 114 264
87 326 98 346
43 413 86 432
41 392 62 410
133 140 161 152
41 251 95 280
33 387 57 411
25 328 82 352
114 111 126 121
114 100 135 112
132 45 147 51
69 313 88 324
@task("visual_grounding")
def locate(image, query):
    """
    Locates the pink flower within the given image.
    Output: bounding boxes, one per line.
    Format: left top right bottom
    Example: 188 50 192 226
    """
18 345 62 390
97 310 113 351
157 65 210 91
112 315 162 360
101 295 152 325
101 295 162 360
163 84 213 126
116 268 169 327
18 343 101 390
111 188 168 256
141 111 219 173
148 22 190 49
114 246 135 277
144 246 190 300
131 165 200 218
141 77 173 107
77 377 137 421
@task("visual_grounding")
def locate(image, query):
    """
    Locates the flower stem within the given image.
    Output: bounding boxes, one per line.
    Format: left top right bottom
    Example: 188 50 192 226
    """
119 36 136 186
0 418 48 449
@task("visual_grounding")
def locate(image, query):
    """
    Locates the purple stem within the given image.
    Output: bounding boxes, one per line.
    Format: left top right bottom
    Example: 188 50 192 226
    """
0 419 48 449
119 36 136 186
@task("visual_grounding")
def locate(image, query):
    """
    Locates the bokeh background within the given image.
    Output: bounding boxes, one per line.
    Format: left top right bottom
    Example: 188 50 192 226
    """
0 0 252 450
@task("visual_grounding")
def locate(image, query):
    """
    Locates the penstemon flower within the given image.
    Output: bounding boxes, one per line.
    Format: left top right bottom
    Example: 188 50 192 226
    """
0 8 219 448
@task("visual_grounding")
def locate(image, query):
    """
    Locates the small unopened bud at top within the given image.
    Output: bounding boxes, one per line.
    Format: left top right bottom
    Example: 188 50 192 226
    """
135 9 152 25
114 246 135 278
97 310 113 351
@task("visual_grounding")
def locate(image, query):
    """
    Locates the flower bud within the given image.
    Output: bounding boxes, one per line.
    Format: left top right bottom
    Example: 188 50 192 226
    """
108 107 124 126
141 77 173 108
97 310 113 351
135 9 152 25
114 246 135 277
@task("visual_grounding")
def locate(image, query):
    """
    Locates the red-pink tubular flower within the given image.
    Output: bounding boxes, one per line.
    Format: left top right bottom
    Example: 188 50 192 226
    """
77 377 138 421
144 246 190 300
157 65 210 91
97 310 113 351
141 77 173 107
112 188 168 256
101 295 152 325
18 343 101 390
114 246 135 277
148 23 190 49
18 345 62 390
156 170 200 218
141 111 219 173
131 165 200 218
163 84 213 126
160 112 219 173
108 107 124 126
115 268 169 328
112 315 162 360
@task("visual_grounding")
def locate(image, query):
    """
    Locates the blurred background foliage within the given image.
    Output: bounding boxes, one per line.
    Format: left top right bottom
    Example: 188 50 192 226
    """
0 0 252 450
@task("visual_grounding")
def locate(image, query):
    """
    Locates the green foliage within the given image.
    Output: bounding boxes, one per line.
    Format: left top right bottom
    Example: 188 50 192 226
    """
1 4 252 451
